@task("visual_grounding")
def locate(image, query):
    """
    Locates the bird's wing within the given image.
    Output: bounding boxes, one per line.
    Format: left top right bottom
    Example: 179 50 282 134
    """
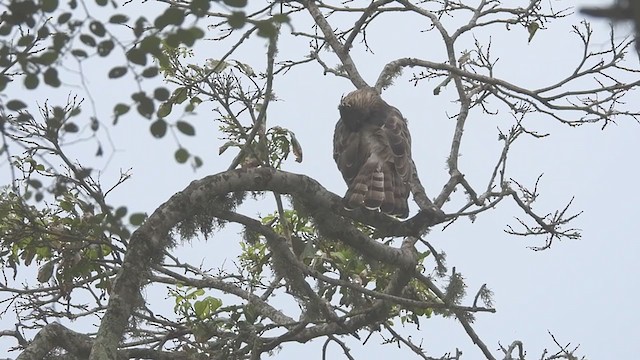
333 119 369 184
377 105 412 182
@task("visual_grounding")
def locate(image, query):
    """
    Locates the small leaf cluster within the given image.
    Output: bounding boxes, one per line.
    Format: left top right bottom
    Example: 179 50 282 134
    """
169 284 223 322
0 189 115 298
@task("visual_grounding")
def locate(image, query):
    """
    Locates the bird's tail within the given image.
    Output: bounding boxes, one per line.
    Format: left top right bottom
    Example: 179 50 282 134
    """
380 166 409 218
344 161 383 211
344 162 409 218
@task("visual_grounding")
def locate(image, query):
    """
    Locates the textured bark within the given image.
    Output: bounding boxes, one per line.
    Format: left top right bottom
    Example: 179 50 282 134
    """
16 322 192 359
16 323 91 360
88 168 442 358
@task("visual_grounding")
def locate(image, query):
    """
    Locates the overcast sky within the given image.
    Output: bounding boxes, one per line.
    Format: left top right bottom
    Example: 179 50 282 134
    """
1 0 638 359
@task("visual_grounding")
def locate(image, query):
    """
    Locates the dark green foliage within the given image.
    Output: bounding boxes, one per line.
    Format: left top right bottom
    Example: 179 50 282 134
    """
97 40 115 56
108 66 127 78
150 119 167 138
174 148 189 163
109 14 128 24
228 11 246 29
190 0 210 17
154 8 185 30
0 0 292 173
176 121 195 136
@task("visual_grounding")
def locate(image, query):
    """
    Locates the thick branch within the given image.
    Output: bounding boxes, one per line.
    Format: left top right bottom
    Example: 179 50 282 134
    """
89 168 440 358
17 322 192 360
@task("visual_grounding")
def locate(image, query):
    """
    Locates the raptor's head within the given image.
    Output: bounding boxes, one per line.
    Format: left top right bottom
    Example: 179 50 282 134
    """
338 87 381 128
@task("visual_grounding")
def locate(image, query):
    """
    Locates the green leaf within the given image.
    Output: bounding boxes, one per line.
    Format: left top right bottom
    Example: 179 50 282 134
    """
172 87 188 104
89 21 106 37
24 74 39 89
63 122 79 133
52 33 69 51
176 121 195 136
140 36 161 54
192 156 203 169
80 34 96 47
223 0 247 8
185 96 201 112
71 49 88 58
108 66 127 78
109 14 129 24
272 13 290 23
126 48 147 65
129 213 146 226
165 33 181 48
227 11 246 29
189 27 205 40
95 0 107 6
175 148 189 163
59 200 73 211
190 0 210 17
91 118 99 131
44 68 60 87
176 28 196 47
157 102 172 118
194 300 209 319
256 21 277 38
0 76 10 92
154 8 185 30
27 179 42 188
137 103 154 119
244 304 258 323
132 92 154 118
58 12 71 24
36 51 58 65
150 119 167 138
52 107 65 120
97 40 114 57
0 25 12 36
154 87 170 101
41 0 59 13
527 22 540 43
115 206 127 218
37 25 50 39
114 103 130 115
17 35 35 47
17 113 32 122
7 100 27 111
141 67 159 78
133 17 146 37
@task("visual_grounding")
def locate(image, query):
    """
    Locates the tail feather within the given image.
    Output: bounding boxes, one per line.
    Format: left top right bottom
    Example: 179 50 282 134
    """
344 161 377 210
343 160 410 218
380 164 396 214
344 182 367 210
391 172 410 218
363 171 385 210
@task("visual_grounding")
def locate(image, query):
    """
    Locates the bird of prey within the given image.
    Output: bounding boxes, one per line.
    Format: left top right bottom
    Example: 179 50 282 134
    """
333 87 413 218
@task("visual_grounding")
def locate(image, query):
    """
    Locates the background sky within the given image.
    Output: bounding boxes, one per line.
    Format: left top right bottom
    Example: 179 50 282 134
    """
1 0 638 359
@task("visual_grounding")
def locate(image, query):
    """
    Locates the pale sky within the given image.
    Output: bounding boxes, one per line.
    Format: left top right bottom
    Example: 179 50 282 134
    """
1 0 638 359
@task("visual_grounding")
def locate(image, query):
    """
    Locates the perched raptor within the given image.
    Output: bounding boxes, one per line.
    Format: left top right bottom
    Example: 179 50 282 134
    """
333 87 413 218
